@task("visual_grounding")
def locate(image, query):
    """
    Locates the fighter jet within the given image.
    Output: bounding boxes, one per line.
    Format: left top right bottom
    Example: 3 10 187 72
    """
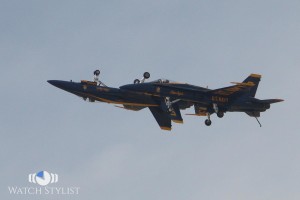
48 70 283 130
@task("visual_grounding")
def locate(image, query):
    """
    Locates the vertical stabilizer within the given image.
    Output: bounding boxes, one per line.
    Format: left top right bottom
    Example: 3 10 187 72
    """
242 74 261 97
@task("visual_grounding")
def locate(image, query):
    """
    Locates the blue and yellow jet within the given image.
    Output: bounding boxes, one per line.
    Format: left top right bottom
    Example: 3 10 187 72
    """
48 70 283 130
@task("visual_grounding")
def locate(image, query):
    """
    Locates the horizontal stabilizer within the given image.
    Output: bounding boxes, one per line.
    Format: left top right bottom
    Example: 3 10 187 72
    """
250 98 284 104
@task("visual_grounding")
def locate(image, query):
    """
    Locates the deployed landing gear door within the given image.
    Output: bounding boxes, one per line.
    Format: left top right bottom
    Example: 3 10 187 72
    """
160 98 183 124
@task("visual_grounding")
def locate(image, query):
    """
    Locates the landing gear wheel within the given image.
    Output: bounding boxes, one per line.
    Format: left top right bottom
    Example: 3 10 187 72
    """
134 79 140 84
166 108 174 114
217 112 224 118
143 72 150 79
205 119 212 126
94 70 100 76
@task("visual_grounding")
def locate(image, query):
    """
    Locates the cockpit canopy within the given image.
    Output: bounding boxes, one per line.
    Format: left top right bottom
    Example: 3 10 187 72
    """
150 79 174 84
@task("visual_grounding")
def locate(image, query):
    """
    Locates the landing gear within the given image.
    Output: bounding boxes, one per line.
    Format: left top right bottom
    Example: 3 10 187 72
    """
163 97 181 113
205 113 212 126
217 112 224 118
205 119 212 126
93 69 107 87
213 103 219 113
94 70 100 83
143 72 150 79
94 70 100 76
134 79 140 84
165 97 173 113
133 72 151 84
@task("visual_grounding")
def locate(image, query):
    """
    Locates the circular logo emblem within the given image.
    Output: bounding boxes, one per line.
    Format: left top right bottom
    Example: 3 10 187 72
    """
156 87 161 93
35 171 51 186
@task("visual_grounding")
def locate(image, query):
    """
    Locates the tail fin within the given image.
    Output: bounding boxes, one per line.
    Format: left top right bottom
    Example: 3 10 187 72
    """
242 74 261 97
209 74 261 97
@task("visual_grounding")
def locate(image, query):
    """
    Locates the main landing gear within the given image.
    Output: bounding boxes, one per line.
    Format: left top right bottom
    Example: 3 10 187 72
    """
217 111 224 118
203 103 225 126
204 112 225 126
205 113 212 126
164 97 180 113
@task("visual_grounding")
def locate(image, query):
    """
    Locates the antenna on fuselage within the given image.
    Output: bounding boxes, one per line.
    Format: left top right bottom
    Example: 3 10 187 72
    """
93 69 107 87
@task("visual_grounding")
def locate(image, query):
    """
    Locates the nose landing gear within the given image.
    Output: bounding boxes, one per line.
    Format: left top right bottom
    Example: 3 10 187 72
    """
93 69 107 87
134 72 150 84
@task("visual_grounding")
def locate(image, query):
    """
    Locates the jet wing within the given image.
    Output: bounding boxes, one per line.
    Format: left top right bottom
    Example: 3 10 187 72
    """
115 105 145 111
148 107 172 131
169 103 183 124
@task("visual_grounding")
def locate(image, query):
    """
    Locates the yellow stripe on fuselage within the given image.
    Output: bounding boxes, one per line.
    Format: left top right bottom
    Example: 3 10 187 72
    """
77 91 158 107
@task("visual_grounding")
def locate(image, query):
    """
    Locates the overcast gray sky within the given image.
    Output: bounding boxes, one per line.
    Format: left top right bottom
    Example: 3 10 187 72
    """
1 0 300 199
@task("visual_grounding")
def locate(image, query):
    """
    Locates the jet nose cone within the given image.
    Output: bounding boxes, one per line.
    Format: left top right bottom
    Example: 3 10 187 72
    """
47 80 54 85
48 80 81 94
47 80 72 91
47 80 62 88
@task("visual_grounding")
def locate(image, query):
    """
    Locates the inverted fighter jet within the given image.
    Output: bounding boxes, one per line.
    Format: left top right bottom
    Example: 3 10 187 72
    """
48 70 283 130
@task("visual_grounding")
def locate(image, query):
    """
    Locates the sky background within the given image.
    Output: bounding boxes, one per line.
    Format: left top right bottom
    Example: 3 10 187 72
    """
1 0 299 199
